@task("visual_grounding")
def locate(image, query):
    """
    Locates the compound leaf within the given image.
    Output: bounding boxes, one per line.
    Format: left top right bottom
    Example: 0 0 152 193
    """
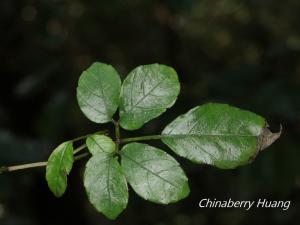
119 64 180 130
84 153 128 220
86 134 115 155
77 62 121 123
162 103 281 169
46 141 74 197
121 143 189 204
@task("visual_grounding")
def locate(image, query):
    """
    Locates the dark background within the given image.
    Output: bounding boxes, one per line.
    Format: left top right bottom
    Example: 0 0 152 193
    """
0 0 299 224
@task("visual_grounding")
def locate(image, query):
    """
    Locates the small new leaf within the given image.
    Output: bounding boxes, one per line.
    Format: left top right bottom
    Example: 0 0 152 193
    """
119 64 180 130
84 153 128 220
77 62 121 123
86 134 116 155
46 141 74 197
162 103 279 169
121 143 190 204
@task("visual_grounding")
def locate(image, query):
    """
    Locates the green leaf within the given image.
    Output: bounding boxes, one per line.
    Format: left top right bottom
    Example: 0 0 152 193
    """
86 134 116 155
46 141 74 197
84 153 128 220
162 103 280 169
121 143 189 204
77 62 121 123
119 64 180 130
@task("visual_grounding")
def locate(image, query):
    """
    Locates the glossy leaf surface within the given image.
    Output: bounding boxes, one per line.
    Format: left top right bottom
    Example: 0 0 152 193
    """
46 141 74 197
162 103 269 169
84 153 128 220
121 143 189 204
77 62 121 123
119 64 180 130
86 134 115 155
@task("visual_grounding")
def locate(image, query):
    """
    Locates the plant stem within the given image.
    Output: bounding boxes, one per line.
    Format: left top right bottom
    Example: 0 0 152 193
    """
74 152 90 161
113 119 121 151
0 146 90 174
121 135 165 143
74 144 87 154
72 135 89 142
0 166 8 174
71 130 107 142
1 162 47 173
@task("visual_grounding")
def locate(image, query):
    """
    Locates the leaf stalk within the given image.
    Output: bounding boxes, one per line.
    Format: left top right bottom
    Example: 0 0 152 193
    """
71 130 107 142
74 144 87 154
113 119 121 151
121 135 165 143
0 145 90 174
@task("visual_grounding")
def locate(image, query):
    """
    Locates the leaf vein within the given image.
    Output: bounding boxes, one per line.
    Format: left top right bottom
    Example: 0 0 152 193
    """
127 75 168 111
122 154 179 189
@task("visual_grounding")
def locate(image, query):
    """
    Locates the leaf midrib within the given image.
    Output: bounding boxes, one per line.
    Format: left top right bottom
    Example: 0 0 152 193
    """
122 153 179 189
162 133 259 138
77 92 107 116
80 77 109 115
126 75 168 112
95 67 109 116
54 143 70 195
106 158 112 209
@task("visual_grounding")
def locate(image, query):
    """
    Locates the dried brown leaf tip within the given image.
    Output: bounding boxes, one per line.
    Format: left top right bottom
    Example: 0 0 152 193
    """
250 124 282 163
258 124 282 151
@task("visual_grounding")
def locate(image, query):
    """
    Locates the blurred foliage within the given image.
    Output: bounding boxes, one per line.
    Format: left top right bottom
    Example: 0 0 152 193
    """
0 0 299 224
